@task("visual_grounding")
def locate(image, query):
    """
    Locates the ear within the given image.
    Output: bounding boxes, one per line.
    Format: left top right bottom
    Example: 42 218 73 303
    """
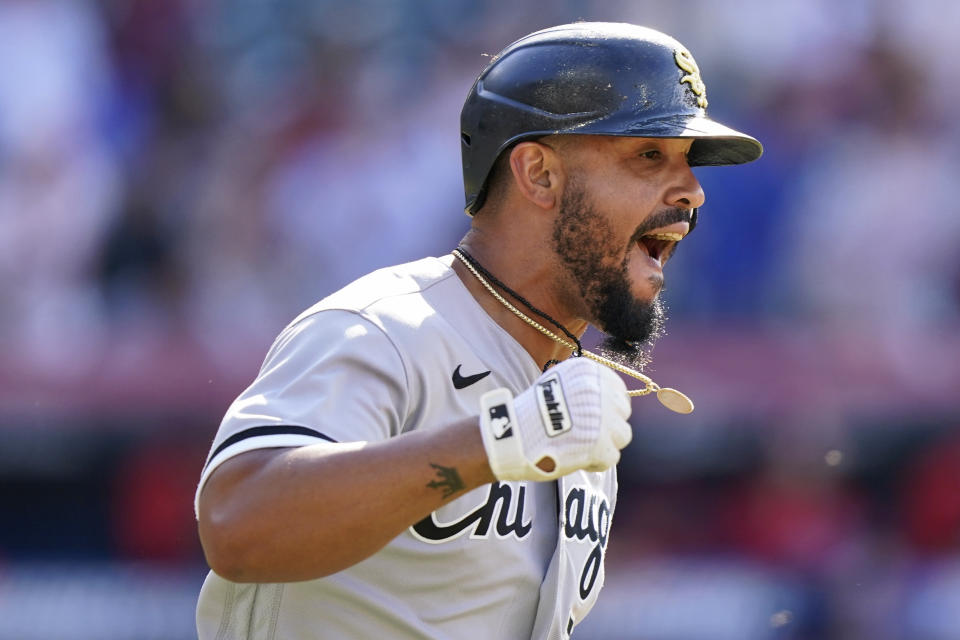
507 141 564 210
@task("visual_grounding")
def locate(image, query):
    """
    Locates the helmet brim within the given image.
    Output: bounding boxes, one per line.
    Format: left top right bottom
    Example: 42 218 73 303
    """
606 113 763 166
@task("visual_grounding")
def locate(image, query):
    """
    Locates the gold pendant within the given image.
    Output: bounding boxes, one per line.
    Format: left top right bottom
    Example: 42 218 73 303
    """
656 387 695 414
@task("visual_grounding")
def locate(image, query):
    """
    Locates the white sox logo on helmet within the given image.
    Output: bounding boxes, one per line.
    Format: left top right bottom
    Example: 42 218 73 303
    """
674 48 708 109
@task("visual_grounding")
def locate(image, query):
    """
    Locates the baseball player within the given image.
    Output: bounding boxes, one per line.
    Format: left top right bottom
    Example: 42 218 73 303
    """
195 23 761 639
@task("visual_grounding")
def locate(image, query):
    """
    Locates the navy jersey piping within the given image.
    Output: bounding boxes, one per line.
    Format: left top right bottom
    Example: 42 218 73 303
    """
204 425 338 471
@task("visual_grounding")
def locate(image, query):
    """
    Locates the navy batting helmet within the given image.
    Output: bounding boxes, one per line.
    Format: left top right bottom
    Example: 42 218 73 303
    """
460 22 763 215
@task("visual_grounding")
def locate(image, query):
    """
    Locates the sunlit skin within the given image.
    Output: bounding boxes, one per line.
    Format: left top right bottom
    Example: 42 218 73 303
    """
546 135 704 316
457 134 705 369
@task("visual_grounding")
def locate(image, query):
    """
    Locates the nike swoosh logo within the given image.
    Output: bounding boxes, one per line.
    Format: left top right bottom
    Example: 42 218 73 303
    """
452 365 491 389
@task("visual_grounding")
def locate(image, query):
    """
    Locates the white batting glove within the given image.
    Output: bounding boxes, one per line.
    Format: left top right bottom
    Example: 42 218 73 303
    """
479 357 632 481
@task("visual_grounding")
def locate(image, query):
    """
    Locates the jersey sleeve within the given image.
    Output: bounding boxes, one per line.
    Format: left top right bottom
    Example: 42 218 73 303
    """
195 309 410 512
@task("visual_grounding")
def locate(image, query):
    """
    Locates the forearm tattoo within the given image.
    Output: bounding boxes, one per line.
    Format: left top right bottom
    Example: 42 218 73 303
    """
426 463 465 498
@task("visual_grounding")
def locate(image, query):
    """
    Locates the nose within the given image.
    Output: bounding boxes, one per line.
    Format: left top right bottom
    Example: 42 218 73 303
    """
665 162 706 210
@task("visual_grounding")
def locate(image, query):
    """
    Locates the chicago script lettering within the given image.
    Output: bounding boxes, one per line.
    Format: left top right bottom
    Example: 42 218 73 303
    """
562 485 612 602
411 482 532 543
579 544 603 599
564 489 610 546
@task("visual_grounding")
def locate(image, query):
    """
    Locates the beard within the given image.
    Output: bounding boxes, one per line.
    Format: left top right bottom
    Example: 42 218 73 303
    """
552 179 669 370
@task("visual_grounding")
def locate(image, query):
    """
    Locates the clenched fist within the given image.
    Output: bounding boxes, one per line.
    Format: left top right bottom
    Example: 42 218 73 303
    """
479 357 632 481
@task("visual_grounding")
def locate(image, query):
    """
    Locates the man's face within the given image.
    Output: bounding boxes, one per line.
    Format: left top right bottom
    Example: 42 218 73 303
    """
551 136 704 365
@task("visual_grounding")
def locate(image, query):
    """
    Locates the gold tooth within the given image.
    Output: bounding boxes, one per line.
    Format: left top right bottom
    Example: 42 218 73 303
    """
644 232 684 241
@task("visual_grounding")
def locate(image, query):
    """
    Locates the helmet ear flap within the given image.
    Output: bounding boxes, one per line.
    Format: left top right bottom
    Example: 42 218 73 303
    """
470 189 487 216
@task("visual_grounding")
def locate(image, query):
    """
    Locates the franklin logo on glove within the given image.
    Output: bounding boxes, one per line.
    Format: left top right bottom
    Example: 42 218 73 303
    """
536 375 571 436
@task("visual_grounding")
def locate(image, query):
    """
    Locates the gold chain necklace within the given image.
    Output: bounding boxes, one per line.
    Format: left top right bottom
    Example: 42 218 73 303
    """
452 249 694 414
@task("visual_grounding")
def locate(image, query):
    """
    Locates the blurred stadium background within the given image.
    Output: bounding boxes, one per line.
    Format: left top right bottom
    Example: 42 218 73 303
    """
1 1 959 638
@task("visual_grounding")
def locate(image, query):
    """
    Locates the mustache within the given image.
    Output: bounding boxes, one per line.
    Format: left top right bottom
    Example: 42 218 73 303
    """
629 207 693 243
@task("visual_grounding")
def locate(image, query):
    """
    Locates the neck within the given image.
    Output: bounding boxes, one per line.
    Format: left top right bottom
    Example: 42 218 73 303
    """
451 227 694 415
451 239 587 370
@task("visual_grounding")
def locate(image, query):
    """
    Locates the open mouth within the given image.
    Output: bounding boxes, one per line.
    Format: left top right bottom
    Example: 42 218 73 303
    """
637 231 684 264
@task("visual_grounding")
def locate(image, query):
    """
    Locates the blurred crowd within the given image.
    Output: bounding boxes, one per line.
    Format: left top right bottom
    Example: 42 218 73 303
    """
1 1 959 638
1 0 957 384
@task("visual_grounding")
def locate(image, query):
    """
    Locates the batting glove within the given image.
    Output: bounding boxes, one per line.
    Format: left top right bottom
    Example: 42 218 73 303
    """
479 357 632 481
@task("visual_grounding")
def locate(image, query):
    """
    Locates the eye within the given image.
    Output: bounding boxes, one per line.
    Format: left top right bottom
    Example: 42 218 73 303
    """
639 149 662 160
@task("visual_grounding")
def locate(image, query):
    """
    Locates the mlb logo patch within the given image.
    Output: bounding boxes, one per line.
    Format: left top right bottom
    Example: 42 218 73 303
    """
488 404 513 440
536 375 571 436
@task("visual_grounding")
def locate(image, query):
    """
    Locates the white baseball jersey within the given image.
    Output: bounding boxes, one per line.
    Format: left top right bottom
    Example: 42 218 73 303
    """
195 255 618 639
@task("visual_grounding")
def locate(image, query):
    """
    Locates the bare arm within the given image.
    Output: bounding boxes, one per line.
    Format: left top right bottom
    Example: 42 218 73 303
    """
197 417 495 583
